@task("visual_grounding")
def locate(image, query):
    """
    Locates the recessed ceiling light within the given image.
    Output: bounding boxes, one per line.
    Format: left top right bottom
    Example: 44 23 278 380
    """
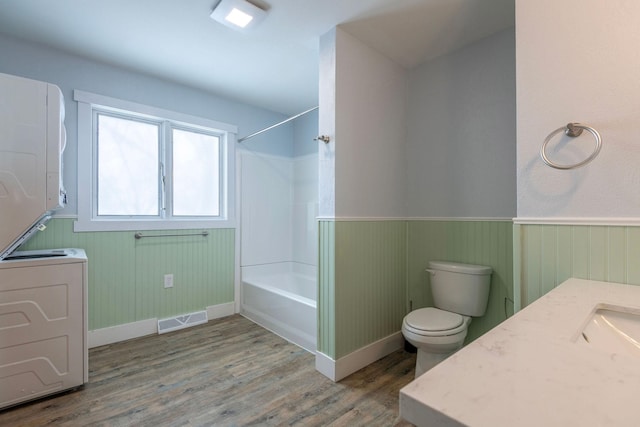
225 8 254 28
210 0 267 31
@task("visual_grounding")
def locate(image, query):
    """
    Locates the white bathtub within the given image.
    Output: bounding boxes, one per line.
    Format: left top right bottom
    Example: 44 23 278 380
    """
241 262 317 353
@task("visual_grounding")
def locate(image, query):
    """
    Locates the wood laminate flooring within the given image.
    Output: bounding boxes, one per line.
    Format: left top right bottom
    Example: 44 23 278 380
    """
0 315 417 426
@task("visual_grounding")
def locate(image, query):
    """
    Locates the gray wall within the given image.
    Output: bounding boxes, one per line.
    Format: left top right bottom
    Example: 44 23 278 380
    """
516 0 640 219
293 109 319 157
0 34 295 216
331 28 408 219
407 29 516 219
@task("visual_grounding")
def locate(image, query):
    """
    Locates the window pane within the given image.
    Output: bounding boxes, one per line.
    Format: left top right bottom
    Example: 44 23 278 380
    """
172 129 220 216
97 114 159 216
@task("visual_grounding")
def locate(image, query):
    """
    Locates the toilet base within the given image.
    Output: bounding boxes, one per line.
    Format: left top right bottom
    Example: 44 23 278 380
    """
415 346 461 378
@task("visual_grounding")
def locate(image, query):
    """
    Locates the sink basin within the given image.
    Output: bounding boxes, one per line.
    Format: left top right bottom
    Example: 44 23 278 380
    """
577 305 640 358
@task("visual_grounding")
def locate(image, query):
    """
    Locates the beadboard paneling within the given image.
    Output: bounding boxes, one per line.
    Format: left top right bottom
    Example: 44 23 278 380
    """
318 221 336 358
20 218 235 330
319 219 513 358
407 220 514 343
317 220 407 360
134 230 235 320
517 224 640 307
333 221 407 359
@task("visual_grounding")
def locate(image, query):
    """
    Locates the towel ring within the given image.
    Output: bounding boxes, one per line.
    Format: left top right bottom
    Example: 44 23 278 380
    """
540 123 602 170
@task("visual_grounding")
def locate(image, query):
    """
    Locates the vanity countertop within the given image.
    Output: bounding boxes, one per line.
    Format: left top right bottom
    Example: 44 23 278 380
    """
399 278 640 426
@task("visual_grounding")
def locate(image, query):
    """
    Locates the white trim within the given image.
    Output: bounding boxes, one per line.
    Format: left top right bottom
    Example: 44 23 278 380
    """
514 217 640 226
315 351 337 380
206 301 236 319
315 217 640 226
51 214 78 219
88 302 236 348
512 224 522 313
234 151 242 314
74 90 237 232
316 216 513 222
74 90 237 133
406 217 513 222
73 219 236 232
76 95 92 227
315 332 404 382
88 318 157 348
316 216 407 221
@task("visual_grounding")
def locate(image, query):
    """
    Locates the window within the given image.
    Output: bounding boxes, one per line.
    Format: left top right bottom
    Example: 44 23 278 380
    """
74 91 236 231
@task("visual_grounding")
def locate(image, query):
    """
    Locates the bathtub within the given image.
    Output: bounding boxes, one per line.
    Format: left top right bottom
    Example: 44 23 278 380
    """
241 262 317 353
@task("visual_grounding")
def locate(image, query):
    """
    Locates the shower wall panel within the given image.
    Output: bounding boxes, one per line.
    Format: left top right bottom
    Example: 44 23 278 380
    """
240 150 318 268
240 151 293 266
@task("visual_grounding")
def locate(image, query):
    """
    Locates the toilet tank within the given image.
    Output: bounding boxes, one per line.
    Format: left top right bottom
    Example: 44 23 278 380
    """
428 261 492 317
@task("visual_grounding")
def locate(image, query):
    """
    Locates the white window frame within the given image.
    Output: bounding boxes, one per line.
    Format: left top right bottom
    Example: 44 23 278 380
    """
74 90 237 232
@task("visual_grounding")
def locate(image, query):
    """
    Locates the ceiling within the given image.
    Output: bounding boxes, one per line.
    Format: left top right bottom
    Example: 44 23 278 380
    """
0 0 514 115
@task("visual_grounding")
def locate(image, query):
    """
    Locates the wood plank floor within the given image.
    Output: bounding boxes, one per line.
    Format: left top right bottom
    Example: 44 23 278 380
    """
0 315 416 426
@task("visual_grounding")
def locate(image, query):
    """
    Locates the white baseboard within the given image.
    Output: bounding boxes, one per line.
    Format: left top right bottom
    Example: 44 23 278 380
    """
315 331 404 382
88 318 157 349
206 302 235 320
88 302 236 348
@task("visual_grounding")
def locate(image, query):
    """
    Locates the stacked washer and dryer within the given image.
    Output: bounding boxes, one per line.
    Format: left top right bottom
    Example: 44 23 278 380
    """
0 73 88 409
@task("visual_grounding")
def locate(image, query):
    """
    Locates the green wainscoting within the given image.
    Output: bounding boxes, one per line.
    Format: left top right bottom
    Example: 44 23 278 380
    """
318 221 336 358
20 218 235 330
333 221 407 359
318 219 513 360
318 220 407 360
407 220 514 343
516 224 640 308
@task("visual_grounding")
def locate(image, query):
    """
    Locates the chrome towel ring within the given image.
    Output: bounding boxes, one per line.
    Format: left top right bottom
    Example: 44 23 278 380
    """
540 123 602 170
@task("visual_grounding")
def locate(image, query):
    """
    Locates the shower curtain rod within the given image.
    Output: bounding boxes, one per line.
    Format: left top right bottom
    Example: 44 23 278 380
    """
237 106 319 143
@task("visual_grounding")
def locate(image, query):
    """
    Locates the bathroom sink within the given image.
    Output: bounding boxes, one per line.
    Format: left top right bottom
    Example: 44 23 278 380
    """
577 305 640 358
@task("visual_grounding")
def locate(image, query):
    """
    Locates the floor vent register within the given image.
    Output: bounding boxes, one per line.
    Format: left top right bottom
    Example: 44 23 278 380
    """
158 310 208 334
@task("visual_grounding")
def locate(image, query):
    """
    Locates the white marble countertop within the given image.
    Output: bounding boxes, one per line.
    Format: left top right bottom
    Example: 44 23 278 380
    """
399 278 640 426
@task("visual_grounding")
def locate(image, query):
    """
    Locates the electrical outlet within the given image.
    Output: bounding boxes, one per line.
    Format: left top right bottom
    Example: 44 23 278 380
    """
164 274 174 288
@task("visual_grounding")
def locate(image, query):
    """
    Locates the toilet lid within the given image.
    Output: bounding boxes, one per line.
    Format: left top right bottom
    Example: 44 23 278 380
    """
405 307 464 332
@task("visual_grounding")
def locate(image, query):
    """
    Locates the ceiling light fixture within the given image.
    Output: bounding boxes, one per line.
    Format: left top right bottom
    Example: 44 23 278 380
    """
210 0 267 31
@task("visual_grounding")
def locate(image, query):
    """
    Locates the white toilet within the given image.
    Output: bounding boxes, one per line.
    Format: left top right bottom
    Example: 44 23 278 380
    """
402 260 492 378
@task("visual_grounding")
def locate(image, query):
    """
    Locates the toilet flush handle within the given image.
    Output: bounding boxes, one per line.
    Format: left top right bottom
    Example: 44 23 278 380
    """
425 269 436 275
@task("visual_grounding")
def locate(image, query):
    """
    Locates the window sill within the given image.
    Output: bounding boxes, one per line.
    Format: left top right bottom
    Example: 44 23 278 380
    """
73 218 236 232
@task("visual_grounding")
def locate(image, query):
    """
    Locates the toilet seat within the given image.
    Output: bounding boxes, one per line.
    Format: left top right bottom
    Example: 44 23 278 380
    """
403 307 468 337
